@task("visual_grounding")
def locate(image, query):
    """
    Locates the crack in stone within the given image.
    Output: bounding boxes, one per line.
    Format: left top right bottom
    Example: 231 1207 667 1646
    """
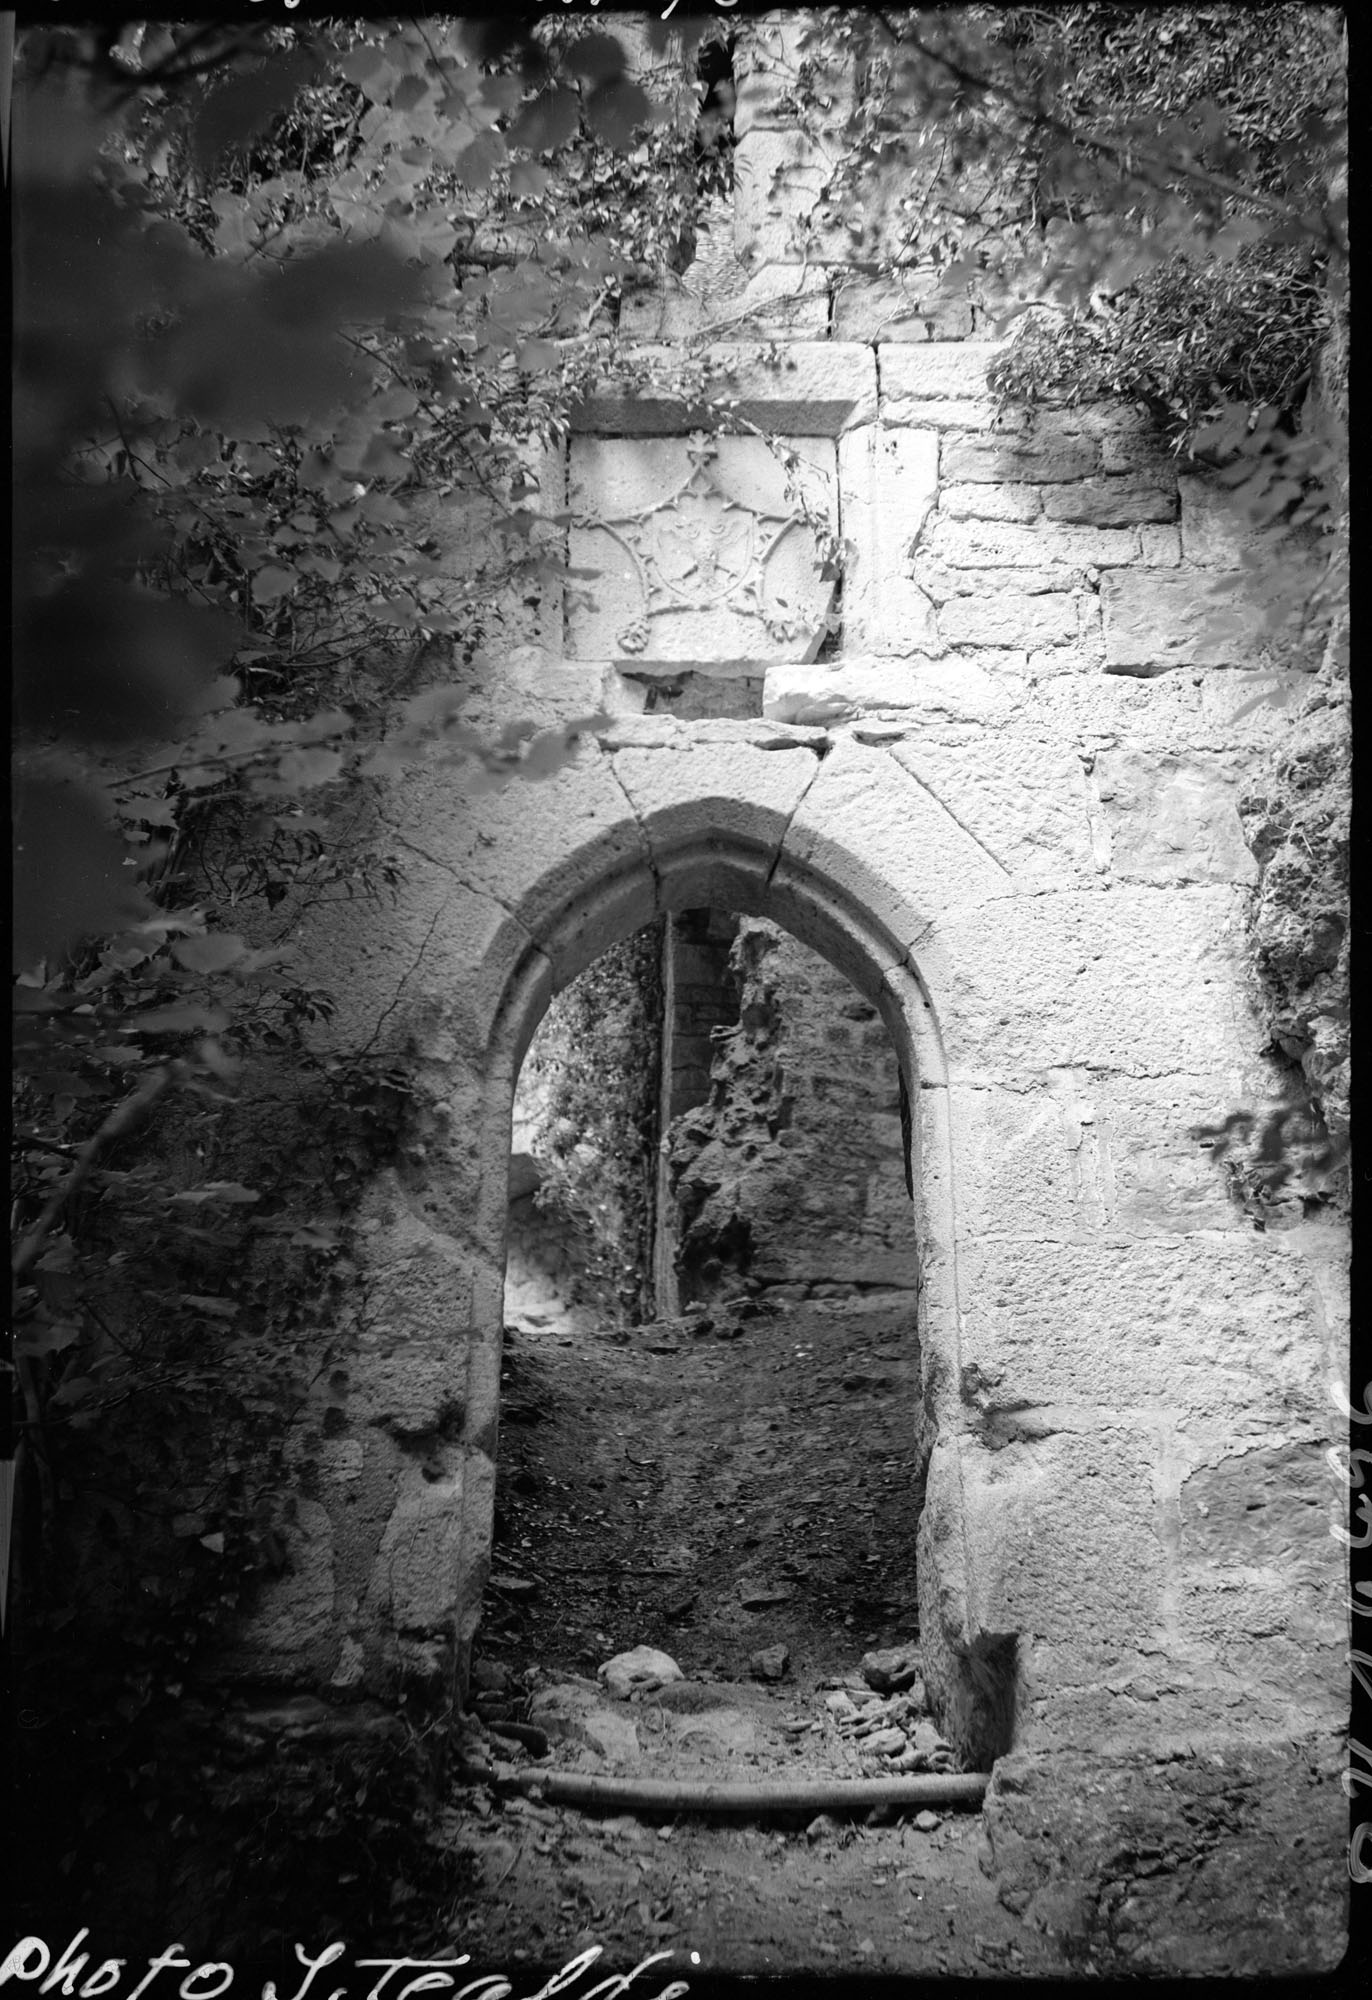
888 757 1016 881
376 810 528 926
603 755 662 910
763 738 832 894
358 905 444 1056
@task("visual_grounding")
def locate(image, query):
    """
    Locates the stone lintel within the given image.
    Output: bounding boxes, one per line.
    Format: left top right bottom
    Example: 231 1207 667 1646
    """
571 343 878 435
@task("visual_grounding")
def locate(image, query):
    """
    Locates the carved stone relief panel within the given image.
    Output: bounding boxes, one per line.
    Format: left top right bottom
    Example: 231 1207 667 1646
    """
565 433 837 661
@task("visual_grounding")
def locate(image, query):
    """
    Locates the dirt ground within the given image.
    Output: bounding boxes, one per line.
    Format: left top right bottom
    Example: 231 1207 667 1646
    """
423 1293 1074 1981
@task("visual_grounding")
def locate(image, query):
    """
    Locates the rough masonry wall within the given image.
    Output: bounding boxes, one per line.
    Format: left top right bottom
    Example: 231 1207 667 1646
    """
666 919 918 1306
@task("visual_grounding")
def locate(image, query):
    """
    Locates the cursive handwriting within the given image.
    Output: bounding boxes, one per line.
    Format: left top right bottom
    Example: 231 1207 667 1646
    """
0 1940 691 2000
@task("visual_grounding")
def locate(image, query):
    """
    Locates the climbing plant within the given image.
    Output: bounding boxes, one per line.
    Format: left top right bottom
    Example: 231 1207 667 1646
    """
9 10 723 1946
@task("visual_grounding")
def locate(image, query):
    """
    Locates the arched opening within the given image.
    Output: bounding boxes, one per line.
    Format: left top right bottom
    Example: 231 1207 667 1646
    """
484 905 928 1715
452 802 1020 1776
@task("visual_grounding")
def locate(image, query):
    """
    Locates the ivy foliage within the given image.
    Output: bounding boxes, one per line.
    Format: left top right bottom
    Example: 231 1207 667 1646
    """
10 12 716 1943
785 5 1345 617
976 5 1341 439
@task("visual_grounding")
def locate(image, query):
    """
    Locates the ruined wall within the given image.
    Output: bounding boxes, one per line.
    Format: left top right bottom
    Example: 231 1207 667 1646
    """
208 12 1349 1969
666 918 918 1306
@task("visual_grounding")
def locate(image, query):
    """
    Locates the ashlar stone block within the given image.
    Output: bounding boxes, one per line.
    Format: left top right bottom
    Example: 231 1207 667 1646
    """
958 1426 1167 1650
571 342 878 435
879 340 1010 409
942 433 1098 483
763 652 1021 729
1040 475 1177 526
954 1233 1328 1422
1094 748 1259 886
734 128 902 264
1102 573 1271 672
892 399 1025 432
832 270 977 342
948 1078 1106 1242
888 734 1098 887
939 482 1043 523
838 425 940 654
915 883 1255 1080
928 516 1139 571
937 590 1078 651
779 736 1014 950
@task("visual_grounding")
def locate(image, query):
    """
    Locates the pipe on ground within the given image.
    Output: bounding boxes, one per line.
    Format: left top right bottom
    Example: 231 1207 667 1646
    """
457 1759 989 1817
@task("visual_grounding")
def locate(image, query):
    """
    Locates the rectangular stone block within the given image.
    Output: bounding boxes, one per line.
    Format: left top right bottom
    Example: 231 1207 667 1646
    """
839 425 940 654
918 559 1073 601
916 883 1256 1080
955 1233 1328 1420
889 734 1098 889
572 342 878 435
1041 475 1177 526
1137 524 1183 565
1017 663 1308 755
1102 572 1271 672
927 516 1139 570
763 652 1021 728
880 340 1009 402
1046 401 1154 441
949 1077 1104 1240
732 125 832 263
619 258 831 341
942 434 1098 483
940 482 1043 523
1077 1073 1256 1235
1101 430 1178 474
780 736 1015 949
733 16 851 136
734 127 908 265
937 591 1077 650
831 270 976 341
958 1425 1167 1646
886 397 1021 432
1094 747 1259 886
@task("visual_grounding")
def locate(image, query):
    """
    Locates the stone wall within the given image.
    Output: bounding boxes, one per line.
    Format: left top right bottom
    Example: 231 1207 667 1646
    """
210 11 1349 1967
665 918 918 1307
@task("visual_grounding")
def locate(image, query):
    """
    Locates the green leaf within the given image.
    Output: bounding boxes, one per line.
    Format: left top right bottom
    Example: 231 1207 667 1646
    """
266 746 345 790
192 52 320 175
18 1321 83 1358
454 129 506 190
585 79 653 149
171 933 249 974
127 1003 231 1034
507 85 581 154
252 565 298 605
50 1376 97 1410
173 1185 259 1207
